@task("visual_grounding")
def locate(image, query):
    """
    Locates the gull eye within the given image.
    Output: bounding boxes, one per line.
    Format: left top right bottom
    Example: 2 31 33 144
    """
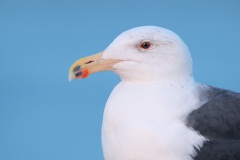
140 41 151 49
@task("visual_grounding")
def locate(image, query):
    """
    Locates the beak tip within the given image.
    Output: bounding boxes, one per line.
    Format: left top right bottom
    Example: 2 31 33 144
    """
68 72 75 82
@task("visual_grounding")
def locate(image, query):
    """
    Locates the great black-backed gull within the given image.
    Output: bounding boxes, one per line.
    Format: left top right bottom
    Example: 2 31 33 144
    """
69 26 240 160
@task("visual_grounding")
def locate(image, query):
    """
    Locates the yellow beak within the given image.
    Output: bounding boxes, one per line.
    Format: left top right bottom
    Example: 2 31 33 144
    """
68 52 121 81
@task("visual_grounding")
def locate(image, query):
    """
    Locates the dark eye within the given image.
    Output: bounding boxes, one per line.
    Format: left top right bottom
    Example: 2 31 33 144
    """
140 41 151 49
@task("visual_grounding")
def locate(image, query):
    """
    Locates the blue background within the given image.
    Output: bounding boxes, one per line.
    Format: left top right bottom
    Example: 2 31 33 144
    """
0 0 240 159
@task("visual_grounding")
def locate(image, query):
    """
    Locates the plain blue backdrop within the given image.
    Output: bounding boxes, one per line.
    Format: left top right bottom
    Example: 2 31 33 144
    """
0 0 240 159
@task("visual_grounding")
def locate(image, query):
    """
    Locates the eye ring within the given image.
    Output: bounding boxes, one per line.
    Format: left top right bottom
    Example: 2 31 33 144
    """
140 41 151 49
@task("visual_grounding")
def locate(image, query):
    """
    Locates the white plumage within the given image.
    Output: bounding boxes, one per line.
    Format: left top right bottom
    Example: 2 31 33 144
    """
101 26 206 160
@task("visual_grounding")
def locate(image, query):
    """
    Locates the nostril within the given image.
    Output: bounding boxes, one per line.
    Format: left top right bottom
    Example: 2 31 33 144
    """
85 60 94 64
73 65 81 72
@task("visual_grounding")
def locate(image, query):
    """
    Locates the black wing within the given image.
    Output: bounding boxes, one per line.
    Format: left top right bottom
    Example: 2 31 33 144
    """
187 86 240 160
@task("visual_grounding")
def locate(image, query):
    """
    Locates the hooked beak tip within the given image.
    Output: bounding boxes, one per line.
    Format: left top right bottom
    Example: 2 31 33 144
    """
68 72 75 82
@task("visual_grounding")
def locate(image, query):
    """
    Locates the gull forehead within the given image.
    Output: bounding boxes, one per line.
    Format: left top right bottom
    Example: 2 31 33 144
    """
106 26 183 47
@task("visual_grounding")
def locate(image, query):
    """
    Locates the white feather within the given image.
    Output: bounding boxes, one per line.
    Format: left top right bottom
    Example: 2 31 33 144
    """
101 26 206 160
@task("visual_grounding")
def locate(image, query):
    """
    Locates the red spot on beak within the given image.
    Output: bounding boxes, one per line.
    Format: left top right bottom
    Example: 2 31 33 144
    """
80 69 89 78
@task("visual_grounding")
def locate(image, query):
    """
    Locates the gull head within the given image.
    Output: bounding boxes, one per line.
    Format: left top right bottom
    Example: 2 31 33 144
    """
69 26 193 84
